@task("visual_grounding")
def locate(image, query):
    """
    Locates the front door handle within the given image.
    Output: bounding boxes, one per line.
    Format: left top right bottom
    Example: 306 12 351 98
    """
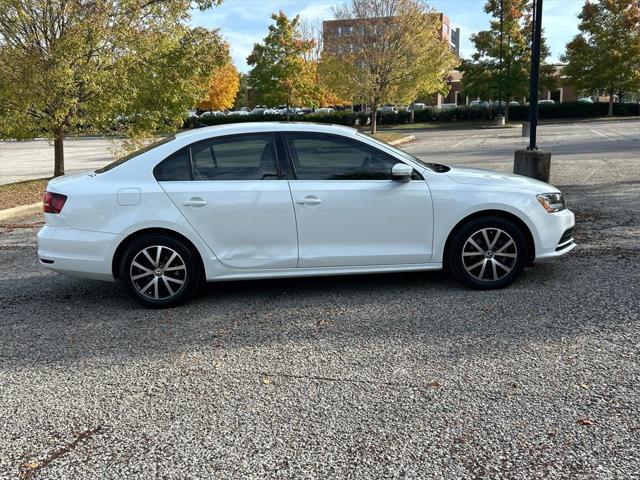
183 197 208 207
296 196 322 206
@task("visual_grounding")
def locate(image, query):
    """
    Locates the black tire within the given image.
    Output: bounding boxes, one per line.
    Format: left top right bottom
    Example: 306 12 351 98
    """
118 234 202 308
448 216 527 290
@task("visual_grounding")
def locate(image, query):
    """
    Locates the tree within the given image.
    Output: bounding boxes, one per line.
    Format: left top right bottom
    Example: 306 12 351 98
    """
460 0 555 122
233 73 250 110
247 12 319 116
562 0 640 115
198 62 240 111
0 0 226 177
322 0 456 134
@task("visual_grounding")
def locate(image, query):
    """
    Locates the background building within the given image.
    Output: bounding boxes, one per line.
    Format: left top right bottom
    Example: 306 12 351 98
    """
323 13 459 56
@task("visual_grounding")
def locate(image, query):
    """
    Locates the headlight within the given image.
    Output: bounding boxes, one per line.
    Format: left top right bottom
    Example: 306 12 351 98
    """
536 193 566 213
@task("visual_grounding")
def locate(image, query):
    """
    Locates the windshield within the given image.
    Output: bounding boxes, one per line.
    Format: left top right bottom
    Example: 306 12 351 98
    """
359 133 450 172
95 136 175 174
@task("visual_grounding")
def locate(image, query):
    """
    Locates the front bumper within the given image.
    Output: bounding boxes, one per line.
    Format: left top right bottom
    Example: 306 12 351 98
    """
37 225 119 281
534 209 576 263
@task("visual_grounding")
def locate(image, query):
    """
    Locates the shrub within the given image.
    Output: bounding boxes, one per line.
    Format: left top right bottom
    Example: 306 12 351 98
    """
302 111 356 125
182 102 639 129
509 102 640 120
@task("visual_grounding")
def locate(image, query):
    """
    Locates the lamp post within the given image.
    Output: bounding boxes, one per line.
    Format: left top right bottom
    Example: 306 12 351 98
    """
498 0 504 115
495 0 505 126
513 0 551 182
527 0 543 149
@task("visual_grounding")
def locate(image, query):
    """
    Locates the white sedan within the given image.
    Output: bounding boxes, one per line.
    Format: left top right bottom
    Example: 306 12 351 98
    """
38 123 575 308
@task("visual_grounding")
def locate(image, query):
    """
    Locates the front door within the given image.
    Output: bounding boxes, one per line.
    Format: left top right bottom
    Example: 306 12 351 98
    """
158 132 298 269
284 132 433 268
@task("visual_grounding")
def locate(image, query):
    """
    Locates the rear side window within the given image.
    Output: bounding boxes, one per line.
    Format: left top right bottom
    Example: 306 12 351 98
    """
154 149 191 181
153 133 279 181
191 134 278 180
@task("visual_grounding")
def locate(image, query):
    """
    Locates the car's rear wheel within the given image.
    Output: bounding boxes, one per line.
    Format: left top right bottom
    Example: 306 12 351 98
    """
118 234 202 308
448 216 527 289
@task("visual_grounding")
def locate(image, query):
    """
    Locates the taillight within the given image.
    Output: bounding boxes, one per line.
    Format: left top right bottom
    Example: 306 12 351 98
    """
43 191 67 214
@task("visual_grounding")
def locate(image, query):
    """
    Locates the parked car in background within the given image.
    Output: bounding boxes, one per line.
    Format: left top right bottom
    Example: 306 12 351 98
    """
378 105 398 113
578 97 594 103
38 123 576 308
408 103 426 111
470 100 491 108
200 111 226 119
509 101 520 106
280 107 304 116
227 110 249 116
538 100 555 105
315 107 335 114
186 110 199 118
440 103 457 110
249 107 267 115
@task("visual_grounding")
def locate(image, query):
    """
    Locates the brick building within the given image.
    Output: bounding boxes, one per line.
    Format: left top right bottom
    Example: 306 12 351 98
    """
323 13 460 62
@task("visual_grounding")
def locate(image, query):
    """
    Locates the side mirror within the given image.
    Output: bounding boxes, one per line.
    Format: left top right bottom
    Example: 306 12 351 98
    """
391 163 413 181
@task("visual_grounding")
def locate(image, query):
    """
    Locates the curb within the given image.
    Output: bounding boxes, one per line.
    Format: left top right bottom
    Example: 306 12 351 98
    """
0 202 42 222
388 135 415 146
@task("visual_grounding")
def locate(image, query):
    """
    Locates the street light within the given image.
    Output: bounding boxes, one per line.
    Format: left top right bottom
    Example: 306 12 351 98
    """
513 0 551 182
527 0 544 150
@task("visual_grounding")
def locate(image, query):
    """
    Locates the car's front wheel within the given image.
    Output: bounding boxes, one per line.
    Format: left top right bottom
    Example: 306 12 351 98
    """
448 216 527 289
118 234 202 308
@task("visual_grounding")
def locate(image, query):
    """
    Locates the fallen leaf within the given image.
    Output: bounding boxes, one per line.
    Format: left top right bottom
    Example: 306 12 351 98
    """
262 376 272 385
428 380 441 388
578 383 589 390
577 418 595 426
317 319 328 326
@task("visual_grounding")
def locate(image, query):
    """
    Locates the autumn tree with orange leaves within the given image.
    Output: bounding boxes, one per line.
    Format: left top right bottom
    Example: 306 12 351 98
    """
198 63 240 111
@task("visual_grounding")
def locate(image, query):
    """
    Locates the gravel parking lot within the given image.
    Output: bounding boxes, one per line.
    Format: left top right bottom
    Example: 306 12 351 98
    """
1 120 639 479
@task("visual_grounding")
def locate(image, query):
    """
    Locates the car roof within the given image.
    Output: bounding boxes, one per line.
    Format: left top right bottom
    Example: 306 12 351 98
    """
175 122 358 143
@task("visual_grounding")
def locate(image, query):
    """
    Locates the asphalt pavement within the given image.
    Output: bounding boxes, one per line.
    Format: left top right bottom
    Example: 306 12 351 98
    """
0 120 639 479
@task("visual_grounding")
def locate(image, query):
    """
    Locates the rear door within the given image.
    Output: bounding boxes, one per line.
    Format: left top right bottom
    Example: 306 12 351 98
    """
157 132 298 269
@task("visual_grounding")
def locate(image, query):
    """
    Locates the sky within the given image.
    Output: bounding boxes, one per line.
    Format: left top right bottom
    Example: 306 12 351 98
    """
190 0 586 73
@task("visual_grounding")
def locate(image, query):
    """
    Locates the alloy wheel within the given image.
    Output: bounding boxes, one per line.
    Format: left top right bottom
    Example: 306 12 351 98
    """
129 245 187 300
461 228 518 282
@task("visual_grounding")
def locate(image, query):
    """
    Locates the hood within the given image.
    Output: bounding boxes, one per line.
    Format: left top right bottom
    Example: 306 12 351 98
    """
446 166 559 193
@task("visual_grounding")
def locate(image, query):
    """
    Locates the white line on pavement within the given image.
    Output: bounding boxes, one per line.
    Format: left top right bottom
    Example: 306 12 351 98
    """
451 135 476 148
589 129 615 142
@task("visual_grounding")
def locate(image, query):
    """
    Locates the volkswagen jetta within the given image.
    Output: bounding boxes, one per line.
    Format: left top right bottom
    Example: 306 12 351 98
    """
38 123 575 308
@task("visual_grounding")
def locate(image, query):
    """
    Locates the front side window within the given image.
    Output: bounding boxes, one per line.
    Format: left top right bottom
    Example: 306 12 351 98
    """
191 133 278 180
285 133 405 180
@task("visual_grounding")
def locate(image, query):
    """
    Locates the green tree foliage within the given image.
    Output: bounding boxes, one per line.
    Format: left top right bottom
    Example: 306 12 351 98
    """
321 0 456 133
0 0 227 176
247 12 319 114
460 0 555 121
562 0 640 115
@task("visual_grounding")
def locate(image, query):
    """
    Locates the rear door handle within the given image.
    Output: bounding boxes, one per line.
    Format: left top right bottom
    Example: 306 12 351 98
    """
296 196 322 206
183 197 208 207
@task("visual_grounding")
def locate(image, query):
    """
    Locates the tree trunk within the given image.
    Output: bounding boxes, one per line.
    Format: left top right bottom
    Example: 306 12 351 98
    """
505 102 510 123
286 101 290 122
53 128 65 177
608 90 614 116
371 104 378 135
